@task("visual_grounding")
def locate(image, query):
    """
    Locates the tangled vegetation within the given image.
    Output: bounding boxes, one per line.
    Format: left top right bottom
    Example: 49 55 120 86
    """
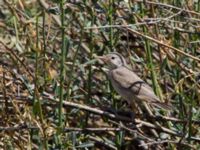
0 0 200 149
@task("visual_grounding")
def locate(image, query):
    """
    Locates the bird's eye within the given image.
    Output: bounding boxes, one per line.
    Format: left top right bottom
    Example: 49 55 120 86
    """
111 56 115 60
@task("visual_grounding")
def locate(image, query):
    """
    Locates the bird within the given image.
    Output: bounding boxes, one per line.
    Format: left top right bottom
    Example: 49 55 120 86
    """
98 52 171 110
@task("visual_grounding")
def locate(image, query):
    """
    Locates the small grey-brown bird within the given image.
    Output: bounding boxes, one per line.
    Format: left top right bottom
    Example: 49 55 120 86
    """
99 52 171 110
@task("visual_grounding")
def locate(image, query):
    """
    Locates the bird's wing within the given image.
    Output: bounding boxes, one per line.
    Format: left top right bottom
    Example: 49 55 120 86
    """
111 67 144 88
111 67 159 102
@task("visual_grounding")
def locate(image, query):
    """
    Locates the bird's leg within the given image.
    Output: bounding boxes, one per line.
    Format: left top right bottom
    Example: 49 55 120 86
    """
120 99 129 109
129 100 142 118
106 99 136 122
101 106 118 115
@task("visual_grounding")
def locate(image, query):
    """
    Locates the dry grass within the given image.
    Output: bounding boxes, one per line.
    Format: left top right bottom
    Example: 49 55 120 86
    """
0 0 200 149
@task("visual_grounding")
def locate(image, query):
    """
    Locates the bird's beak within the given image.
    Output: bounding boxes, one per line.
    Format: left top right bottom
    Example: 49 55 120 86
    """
97 56 109 63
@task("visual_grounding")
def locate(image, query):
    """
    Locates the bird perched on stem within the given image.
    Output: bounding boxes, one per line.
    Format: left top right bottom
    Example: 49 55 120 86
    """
98 52 171 110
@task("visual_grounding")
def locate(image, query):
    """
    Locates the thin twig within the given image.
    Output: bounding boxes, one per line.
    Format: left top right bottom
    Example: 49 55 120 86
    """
136 0 200 16
139 140 196 149
125 27 200 62
88 135 117 150
64 127 121 132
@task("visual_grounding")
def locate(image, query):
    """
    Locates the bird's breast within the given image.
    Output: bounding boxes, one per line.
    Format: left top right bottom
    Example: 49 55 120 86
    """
108 72 133 102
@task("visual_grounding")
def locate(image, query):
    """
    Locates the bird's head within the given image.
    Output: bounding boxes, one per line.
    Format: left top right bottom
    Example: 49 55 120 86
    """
98 52 127 70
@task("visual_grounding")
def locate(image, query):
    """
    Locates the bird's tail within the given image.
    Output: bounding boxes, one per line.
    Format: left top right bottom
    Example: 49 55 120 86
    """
152 102 173 110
